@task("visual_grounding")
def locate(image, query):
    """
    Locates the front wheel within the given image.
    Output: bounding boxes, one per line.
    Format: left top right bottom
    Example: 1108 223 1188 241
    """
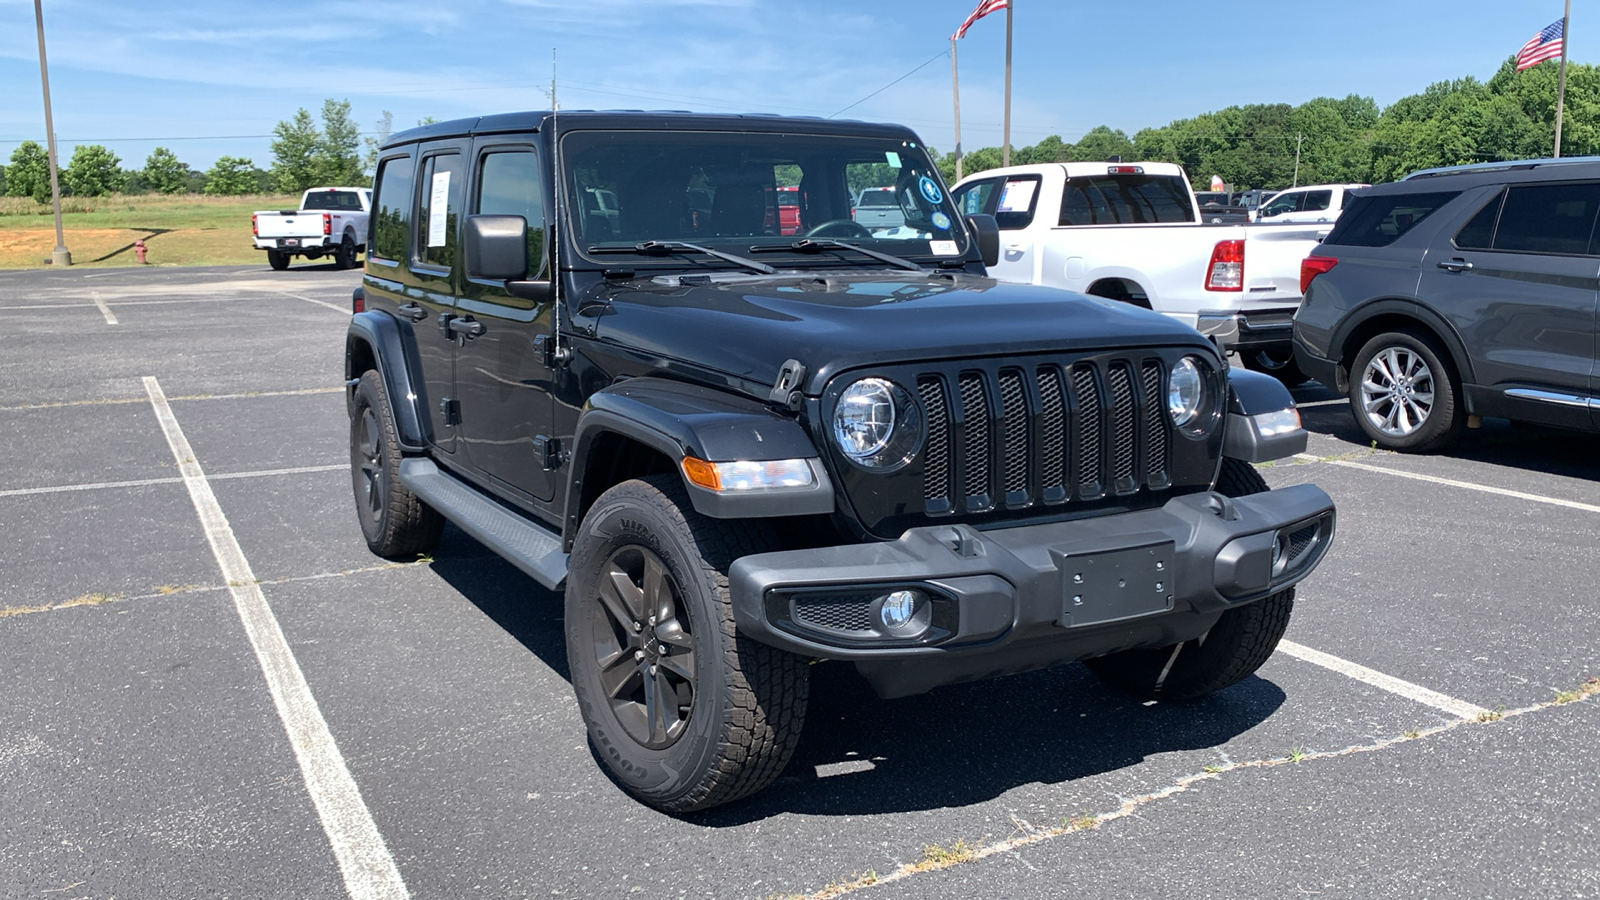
565 475 808 813
1084 458 1293 700
1348 330 1464 453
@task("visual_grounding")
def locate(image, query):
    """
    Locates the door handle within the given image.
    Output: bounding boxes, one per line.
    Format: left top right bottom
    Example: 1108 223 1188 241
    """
395 302 427 321
1437 258 1473 273
446 316 485 340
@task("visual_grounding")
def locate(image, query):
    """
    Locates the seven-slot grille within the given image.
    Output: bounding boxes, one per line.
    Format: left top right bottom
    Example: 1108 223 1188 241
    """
918 358 1172 515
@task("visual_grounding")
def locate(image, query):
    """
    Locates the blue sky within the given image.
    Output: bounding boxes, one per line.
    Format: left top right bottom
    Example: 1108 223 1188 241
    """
0 0 1578 173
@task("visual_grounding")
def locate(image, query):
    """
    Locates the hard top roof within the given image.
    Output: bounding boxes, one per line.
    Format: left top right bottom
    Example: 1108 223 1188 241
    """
381 110 921 151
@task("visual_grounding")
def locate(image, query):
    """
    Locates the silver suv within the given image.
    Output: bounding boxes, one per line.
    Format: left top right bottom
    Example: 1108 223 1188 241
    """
1293 158 1600 452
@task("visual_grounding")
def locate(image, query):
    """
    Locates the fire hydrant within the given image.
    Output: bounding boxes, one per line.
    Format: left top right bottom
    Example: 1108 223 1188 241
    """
134 239 148 265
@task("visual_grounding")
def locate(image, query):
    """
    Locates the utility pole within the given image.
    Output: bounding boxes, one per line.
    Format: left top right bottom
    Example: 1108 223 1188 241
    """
950 38 963 181
33 0 70 267
1292 132 1304 188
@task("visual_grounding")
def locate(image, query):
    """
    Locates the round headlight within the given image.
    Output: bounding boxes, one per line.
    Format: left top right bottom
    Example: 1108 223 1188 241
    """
834 378 896 460
1168 357 1204 427
831 377 923 469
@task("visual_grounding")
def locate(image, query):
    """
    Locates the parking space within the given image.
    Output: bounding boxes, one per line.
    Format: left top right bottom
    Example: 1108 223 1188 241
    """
1 265 1596 899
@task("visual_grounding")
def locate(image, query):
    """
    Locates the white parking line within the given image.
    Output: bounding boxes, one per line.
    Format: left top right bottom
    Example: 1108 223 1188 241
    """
0 464 345 499
1294 398 1346 408
90 290 118 325
1278 639 1489 720
142 376 408 900
1295 453 1600 514
280 292 352 314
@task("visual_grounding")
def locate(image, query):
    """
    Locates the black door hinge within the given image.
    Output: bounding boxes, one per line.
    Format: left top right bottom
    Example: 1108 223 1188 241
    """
439 398 461 426
532 334 570 369
533 435 564 470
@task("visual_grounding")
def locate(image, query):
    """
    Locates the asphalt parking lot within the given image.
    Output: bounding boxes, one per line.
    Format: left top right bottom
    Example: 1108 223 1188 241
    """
2 264 1597 899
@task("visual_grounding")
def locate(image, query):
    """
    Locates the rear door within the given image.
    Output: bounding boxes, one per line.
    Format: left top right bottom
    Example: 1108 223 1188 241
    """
1419 180 1600 428
451 139 559 502
409 140 470 452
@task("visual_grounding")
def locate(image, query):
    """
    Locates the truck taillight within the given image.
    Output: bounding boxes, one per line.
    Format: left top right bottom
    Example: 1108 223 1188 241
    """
1300 255 1339 294
251 214 258 237
1205 239 1244 291
322 213 332 236
1107 165 1144 175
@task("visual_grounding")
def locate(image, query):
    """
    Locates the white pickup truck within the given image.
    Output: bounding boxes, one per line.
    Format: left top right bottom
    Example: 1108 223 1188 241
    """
252 186 371 271
952 162 1327 384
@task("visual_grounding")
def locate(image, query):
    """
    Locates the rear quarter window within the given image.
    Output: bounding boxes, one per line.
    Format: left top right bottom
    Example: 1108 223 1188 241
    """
369 155 414 261
1322 191 1460 248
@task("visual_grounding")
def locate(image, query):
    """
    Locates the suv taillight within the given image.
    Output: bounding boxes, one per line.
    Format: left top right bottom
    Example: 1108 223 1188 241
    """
251 214 258 237
1205 239 1244 291
322 213 332 236
1301 255 1339 294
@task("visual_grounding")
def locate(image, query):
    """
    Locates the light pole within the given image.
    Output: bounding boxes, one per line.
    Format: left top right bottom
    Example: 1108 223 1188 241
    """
34 0 71 267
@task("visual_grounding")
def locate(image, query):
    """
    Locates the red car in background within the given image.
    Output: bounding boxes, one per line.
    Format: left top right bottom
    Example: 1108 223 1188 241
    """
775 185 801 235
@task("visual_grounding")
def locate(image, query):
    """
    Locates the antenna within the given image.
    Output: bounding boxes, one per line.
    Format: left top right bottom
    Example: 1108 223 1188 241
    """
548 48 565 366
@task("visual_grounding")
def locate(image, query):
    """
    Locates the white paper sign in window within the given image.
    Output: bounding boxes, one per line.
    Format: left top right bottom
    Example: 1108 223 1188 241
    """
427 171 451 248
997 180 1036 213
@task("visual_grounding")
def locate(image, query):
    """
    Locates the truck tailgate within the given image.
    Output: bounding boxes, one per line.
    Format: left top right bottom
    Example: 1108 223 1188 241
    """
255 212 325 239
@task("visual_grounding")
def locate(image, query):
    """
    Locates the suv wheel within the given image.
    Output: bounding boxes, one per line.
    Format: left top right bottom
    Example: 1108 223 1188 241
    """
1349 330 1464 453
350 370 444 557
1084 458 1294 700
1241 348 1307 387
565 475 808 813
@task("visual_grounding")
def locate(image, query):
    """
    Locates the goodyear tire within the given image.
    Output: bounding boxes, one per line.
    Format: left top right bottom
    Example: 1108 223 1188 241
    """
349 370 443 558
1084 458 1294 700
565 475 808 813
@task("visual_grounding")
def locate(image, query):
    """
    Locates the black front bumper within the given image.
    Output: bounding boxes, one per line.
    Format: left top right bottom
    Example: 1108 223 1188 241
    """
729 485 1335 698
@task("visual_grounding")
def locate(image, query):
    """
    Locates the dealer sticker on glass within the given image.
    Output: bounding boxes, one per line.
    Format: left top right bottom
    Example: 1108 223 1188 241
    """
929 240 959 256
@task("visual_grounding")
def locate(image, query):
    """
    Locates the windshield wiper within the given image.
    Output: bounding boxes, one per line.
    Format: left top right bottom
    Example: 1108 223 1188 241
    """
751 238 926 273
588 240 775 275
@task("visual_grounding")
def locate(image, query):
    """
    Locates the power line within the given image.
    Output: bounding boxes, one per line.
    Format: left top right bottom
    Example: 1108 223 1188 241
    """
829 49 951 119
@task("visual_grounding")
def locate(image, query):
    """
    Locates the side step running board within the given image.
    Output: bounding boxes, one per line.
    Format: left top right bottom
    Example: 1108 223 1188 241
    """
398 458 569 590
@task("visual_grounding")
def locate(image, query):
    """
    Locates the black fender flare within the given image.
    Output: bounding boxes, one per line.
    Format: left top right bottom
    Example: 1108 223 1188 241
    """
1330 297 1477 391
564 377 833 535
346 310 429 452
1222 367 1307 462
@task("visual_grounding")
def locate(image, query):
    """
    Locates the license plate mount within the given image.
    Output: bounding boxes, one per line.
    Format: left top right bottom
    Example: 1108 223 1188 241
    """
1056 541 1175 627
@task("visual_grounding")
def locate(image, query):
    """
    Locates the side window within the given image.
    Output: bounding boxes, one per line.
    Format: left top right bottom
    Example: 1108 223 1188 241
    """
953 178 998 216
1492 183 1600 255
1453 191 1503 250
369 155 414 262
415 153 464 270
1323 191 1460 248
992 176 1041 230
1302 190 1333 212
1260 192 1300 217
476 150 547 278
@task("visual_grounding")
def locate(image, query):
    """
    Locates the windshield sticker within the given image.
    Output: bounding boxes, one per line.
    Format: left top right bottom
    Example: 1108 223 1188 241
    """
427 171 451 247
918 176 943 205
931 211 952 230
885 151 903 168
997 179 1036 213
929 240 959 256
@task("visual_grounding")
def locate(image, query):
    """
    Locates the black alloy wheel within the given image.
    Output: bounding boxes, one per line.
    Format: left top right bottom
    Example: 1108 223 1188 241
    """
588 544 697 749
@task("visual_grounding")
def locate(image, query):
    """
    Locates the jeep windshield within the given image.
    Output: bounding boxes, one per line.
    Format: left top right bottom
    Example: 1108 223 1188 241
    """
562 130 969 267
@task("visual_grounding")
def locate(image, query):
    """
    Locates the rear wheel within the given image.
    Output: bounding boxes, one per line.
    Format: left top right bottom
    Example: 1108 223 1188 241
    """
267 250 290 271
1348 330 1464 453
335 235 358 270
1241 347 1307 387
1084 458 1294 700
565 475 808 813
349 370 443 557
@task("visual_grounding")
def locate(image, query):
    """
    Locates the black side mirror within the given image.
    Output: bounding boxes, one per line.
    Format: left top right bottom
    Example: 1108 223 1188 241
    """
464 215 529 281
964 213 1000 268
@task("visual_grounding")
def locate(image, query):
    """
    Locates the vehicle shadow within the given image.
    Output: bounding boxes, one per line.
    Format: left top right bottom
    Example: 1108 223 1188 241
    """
427 527 1286 821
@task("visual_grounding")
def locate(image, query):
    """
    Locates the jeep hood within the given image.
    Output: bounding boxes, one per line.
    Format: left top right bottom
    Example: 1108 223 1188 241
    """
585 272 1217 394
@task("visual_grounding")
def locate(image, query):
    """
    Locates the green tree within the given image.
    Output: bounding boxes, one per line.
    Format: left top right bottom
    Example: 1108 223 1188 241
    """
63 144 124 196
1068 126 1135 162
141 146 189 194
316 98 365 186
204 156 259 195
363 109 394 173
271 108 321 193
6 140 55 204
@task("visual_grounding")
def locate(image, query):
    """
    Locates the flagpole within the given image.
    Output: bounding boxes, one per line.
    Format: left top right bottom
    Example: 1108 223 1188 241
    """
1555 0 1571 158
1002 0 1013 167
951 38 964 181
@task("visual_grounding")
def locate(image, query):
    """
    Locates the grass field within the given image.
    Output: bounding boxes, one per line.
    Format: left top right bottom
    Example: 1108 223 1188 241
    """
0 193 302 269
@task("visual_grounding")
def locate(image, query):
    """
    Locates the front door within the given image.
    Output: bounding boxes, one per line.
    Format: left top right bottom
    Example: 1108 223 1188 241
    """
953 173 1041 283
451 142 559 502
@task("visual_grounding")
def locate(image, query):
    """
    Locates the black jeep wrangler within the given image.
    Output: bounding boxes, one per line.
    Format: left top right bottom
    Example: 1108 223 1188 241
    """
346 111 1336 812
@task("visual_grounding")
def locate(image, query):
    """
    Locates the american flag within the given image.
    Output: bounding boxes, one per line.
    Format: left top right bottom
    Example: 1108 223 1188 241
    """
952 0 1008 40
1516 18 1565 71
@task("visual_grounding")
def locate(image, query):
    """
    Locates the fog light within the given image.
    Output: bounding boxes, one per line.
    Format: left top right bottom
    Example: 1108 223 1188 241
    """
880 590 917 629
